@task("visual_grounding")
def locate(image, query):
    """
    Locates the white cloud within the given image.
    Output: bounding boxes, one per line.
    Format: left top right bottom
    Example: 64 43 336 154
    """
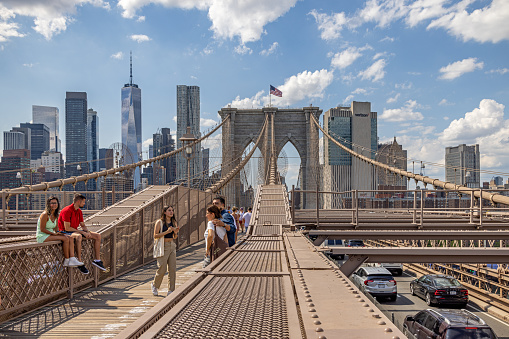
234 44 252 55
130 34 151 43
380 36 394 42
440 99 505 143
331 46 363 70
352 88 367 94
201 117 217 128
380 100 424 122
136 15 145 22
119 1 298 44
485 68 509 75
111 51 124 60
438 98 454 106
395 81 412 89
22 63 34 68
386 93 400 104
260 42 278 56
172 116 177 123
373 52 386 60
359 59 386 82
143 138 153 148
443 116 449 120
309 9 349 41
343 95 354 104
428 0 509 43
228 69 334 108
0 0 109 40
438 57 483 80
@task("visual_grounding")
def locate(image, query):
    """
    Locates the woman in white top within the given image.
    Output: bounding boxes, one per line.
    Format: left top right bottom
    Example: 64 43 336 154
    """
203 204 226 267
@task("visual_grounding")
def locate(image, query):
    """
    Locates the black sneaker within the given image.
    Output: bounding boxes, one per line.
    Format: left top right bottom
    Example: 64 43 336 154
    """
92 260 106 271
77 265 89 275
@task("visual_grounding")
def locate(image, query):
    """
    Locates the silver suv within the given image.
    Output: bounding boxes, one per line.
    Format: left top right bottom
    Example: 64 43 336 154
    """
351 266 397 301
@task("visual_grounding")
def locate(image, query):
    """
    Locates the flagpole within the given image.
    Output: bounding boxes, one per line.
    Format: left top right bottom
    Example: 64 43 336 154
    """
269 85 272 107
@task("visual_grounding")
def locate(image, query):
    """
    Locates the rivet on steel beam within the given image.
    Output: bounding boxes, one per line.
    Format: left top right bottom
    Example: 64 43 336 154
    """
308 308 316 312
313 320 321 325
315 328 324 332
368 309 374 312
305 294 311 298
372 314 381 318
358 299 365 302
318 336 327 339
308 303 315 307
377 321 386 325
311 314 318 318
384 328 393 333
306 298 312 302
362 303 369 307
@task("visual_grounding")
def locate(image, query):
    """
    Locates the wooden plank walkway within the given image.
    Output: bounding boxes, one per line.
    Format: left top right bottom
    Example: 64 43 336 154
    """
0 240 207 338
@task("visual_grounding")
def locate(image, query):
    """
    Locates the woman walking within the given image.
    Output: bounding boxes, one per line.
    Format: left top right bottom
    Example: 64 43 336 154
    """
151 206 179 296
36 196 83 267
203 204 227 267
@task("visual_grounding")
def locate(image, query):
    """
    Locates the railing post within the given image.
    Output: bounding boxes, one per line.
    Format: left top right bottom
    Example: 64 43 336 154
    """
420 189 424 226
188 187 191 245
291 185 295 223
355 190 359 226
479 188 483 227
102 186 106 210
112 224 117 278
316 186 319 228
2 191 7 231
470 191 474 224
141 208 145 265
112 186 116 205
413 189 417 224
15 194 19 225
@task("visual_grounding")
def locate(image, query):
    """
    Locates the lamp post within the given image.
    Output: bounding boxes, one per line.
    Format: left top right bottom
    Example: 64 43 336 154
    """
465 171 471 188
179 127 198 188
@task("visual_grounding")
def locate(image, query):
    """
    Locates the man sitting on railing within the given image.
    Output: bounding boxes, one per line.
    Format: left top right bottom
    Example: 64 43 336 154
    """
57 193 106 275
212 196 236 247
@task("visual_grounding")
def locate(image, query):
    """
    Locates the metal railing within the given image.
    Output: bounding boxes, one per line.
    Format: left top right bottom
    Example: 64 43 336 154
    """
0 185 213 323
292 188 509 228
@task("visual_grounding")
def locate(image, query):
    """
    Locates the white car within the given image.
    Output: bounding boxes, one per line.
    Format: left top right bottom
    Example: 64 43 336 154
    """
320 239 345 260
351 266 397 301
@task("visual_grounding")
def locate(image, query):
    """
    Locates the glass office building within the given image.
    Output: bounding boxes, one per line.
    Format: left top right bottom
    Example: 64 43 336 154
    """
32 105 60 152
65 92 88 187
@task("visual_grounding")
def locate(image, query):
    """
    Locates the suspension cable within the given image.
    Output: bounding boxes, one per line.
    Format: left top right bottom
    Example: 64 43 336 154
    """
310 114 509 206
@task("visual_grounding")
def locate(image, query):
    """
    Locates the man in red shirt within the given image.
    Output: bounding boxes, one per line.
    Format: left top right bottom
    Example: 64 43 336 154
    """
58 193 105 274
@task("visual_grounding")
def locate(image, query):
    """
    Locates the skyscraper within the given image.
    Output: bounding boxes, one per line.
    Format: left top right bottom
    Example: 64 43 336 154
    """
176 85 200 183
152 128 176 184
32 105 60 152
121 52 142 190
19 123 50 160
445 144 480 188
377 137 407 189
3 131 25 150
65 91 88 187
87 108 99 173
322 101 377 208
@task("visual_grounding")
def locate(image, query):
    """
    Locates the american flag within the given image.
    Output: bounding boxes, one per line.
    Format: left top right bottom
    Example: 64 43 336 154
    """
270 85 282 97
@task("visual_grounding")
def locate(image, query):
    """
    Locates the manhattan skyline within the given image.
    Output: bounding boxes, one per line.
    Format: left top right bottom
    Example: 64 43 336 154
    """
0 0 508 186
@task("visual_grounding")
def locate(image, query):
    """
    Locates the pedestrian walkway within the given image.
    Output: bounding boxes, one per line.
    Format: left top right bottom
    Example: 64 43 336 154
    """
0 240 206 338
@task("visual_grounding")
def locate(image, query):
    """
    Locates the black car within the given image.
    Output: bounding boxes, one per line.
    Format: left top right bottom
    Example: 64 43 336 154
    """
346 239 364 247
403 309 498 339
410 274 468 307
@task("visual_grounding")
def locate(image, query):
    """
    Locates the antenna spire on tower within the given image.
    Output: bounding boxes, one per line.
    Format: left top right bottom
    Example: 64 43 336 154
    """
130 51 133 86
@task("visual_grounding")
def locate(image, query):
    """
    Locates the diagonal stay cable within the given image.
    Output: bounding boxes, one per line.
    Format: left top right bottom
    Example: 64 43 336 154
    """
206 115 269 193
3 116 230 195
310 114 509 207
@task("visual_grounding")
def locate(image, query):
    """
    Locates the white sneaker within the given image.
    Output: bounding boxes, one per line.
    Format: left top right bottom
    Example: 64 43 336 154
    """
63 258 70 267
68 257 84 267
151 282 158 296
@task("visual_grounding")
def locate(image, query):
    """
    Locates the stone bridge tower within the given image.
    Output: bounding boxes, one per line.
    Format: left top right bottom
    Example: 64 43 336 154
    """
218 106 322 208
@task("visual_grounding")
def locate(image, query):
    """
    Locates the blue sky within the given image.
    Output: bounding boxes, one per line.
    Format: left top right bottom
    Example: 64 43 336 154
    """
1 0 508 188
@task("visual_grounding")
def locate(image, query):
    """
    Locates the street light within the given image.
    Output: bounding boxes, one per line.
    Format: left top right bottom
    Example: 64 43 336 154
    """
180 127 198 188
465 171 471 188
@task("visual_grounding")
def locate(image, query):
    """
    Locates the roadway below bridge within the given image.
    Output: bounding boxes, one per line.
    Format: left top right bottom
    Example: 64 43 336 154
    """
329 256 509 338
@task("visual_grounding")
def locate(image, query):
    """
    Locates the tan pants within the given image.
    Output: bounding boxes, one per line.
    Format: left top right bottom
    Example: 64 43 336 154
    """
153 241 176 291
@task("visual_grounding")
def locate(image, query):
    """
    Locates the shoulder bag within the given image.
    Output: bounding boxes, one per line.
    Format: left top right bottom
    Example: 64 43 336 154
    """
208 224 228 262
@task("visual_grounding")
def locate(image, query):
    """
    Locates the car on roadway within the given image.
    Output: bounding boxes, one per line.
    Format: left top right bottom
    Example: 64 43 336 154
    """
403 308 498 339
351 266 397 301
367 263 404 276
346 239 365 247
410 274 468 307
320 238 345 260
